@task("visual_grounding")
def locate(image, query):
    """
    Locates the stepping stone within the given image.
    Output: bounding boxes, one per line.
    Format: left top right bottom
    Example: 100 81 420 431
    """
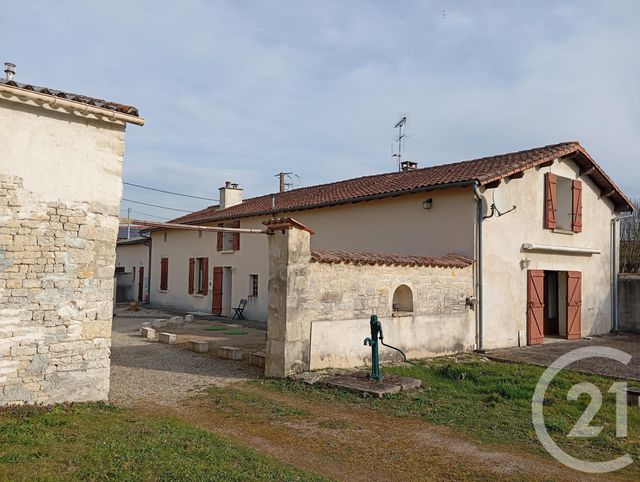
169 316 183 323
184 314 195 322
151 318 166 328
250 351 266 368
140 327 156 340
158 333 177 345
188 340 208 353
218 346 243 361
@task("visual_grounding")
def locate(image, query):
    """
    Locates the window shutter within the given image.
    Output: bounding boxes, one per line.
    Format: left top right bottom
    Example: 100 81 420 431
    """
202 258 209 295
216 223 223 251
188 258 195 294
544 173 557 229
160 258 168 291
232 220 240 251
571 179 582 233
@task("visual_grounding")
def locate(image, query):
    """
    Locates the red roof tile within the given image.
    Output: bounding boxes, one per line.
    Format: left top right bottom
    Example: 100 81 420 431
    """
310 249 474 268
169 141 632 225
0 78 140 117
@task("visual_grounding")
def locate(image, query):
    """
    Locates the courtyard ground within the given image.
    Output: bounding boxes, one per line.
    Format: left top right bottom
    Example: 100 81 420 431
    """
103 306 639 481
486 332 640 380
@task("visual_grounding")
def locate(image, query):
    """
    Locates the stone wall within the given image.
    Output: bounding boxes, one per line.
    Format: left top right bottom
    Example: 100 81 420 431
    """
619 274 640 333
0 174 118 404
0 99 127 405
265 220 475 376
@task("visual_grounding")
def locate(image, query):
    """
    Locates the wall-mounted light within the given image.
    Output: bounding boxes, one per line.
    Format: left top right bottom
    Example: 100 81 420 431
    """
422 198 433 210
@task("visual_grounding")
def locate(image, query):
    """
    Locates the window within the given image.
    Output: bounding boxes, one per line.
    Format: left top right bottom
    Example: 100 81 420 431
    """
392 285 413 313
545 173 582 233
217 220 240 252
115 266 125 274
249 274 259 297
188 257 208 295
160 257 169 290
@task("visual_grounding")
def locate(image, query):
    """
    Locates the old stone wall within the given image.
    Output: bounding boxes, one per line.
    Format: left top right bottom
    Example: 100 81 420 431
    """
619 274 640 333
265 222 475 376
0 174 118 404
0 99 126 405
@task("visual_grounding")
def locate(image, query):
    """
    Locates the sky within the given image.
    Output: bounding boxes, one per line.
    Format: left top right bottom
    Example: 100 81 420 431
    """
4 0 640 220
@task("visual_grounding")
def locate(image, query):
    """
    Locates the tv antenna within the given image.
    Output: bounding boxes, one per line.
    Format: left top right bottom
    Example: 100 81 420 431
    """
392 116 407 171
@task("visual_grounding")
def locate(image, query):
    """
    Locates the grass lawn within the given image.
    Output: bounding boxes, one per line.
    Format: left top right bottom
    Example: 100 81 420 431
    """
265 357 640 475
0 403 325 482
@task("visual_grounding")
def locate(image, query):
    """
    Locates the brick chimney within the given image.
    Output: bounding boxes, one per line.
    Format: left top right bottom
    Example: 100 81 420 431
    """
400 161 418 171
218 181 243 210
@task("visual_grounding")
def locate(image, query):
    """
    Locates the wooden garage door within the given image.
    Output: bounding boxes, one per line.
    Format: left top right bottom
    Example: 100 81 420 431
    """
566 271 582 340
527 270 544 345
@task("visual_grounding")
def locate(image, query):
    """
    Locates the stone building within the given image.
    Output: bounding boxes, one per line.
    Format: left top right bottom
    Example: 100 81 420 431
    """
0 65 142 405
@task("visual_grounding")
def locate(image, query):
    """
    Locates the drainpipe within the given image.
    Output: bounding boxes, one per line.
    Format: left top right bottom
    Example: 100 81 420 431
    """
472 181 484 351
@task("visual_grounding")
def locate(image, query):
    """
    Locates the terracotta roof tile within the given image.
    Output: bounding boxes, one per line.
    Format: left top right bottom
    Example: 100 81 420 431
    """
0 78 140 117
169 141 632 225
310 249 474 268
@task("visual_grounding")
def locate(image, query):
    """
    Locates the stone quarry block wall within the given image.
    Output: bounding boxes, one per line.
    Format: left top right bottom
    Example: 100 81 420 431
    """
265 223 475 377
0 100 126 405
0 176 118 405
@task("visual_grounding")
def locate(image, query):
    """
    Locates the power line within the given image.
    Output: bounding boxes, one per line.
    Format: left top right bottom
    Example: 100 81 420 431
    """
119 208 168 221
123 181 218 201
121 198 193 213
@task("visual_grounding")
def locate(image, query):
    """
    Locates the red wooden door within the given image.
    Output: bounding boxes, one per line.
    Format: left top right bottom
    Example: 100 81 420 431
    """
212 267 223 315
566 271 582 340
138 266 144 302
527 270 545 345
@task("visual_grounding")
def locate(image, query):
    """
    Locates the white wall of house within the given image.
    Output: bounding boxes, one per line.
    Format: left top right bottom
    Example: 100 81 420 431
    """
481 157 617 349
115 241 149 301
0 98 127 405
149 188 476 321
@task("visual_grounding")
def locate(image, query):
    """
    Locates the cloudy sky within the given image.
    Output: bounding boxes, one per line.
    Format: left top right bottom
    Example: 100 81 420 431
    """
5 1 640 220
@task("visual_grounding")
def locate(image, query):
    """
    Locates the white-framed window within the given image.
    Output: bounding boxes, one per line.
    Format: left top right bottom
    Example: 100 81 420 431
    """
249 274 259 297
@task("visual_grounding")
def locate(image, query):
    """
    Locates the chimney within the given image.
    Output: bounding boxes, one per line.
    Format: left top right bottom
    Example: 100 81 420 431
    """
4 62 15 81
218 181 243 210
400 160 418 172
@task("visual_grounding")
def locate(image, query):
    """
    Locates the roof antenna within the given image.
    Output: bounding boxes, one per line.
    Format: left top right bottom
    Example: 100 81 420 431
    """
392 116 407 171
274 172 301 193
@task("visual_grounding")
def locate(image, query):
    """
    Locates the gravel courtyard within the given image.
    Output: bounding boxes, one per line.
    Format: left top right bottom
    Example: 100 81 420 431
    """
108 306 264 406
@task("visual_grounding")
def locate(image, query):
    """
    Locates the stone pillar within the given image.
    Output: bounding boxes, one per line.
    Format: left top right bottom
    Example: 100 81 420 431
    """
264 218 314 377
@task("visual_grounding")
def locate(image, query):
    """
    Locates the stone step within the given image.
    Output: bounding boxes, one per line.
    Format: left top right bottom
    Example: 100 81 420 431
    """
158 333 177 345
140 327 156 340
250 351 266 368
218 346 243 361
184 314 195 322
188 340 208 353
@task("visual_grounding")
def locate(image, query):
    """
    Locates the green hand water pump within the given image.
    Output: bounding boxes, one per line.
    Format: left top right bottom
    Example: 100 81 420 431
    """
364 315 384 381
364 314 408 382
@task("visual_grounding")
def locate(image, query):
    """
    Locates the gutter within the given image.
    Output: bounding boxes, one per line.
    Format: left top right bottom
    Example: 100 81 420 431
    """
0 84 144 126
472 181 484 351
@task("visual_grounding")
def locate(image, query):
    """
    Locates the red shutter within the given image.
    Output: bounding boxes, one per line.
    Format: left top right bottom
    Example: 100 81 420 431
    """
212 267 223 315
544 173 557 229
217 223 223 251
566 271 582 340
527 270 544 345
188 258 195 294
232 220 240 251
160 258 168 291
202 258 209 295
571 180 582 233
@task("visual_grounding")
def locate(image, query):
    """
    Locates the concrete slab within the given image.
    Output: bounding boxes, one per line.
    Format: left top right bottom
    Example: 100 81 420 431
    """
188 340 208 353
324 375 401 398
250 351 266 368
158 333 177 345
140 327 156 340
218 346 243 361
